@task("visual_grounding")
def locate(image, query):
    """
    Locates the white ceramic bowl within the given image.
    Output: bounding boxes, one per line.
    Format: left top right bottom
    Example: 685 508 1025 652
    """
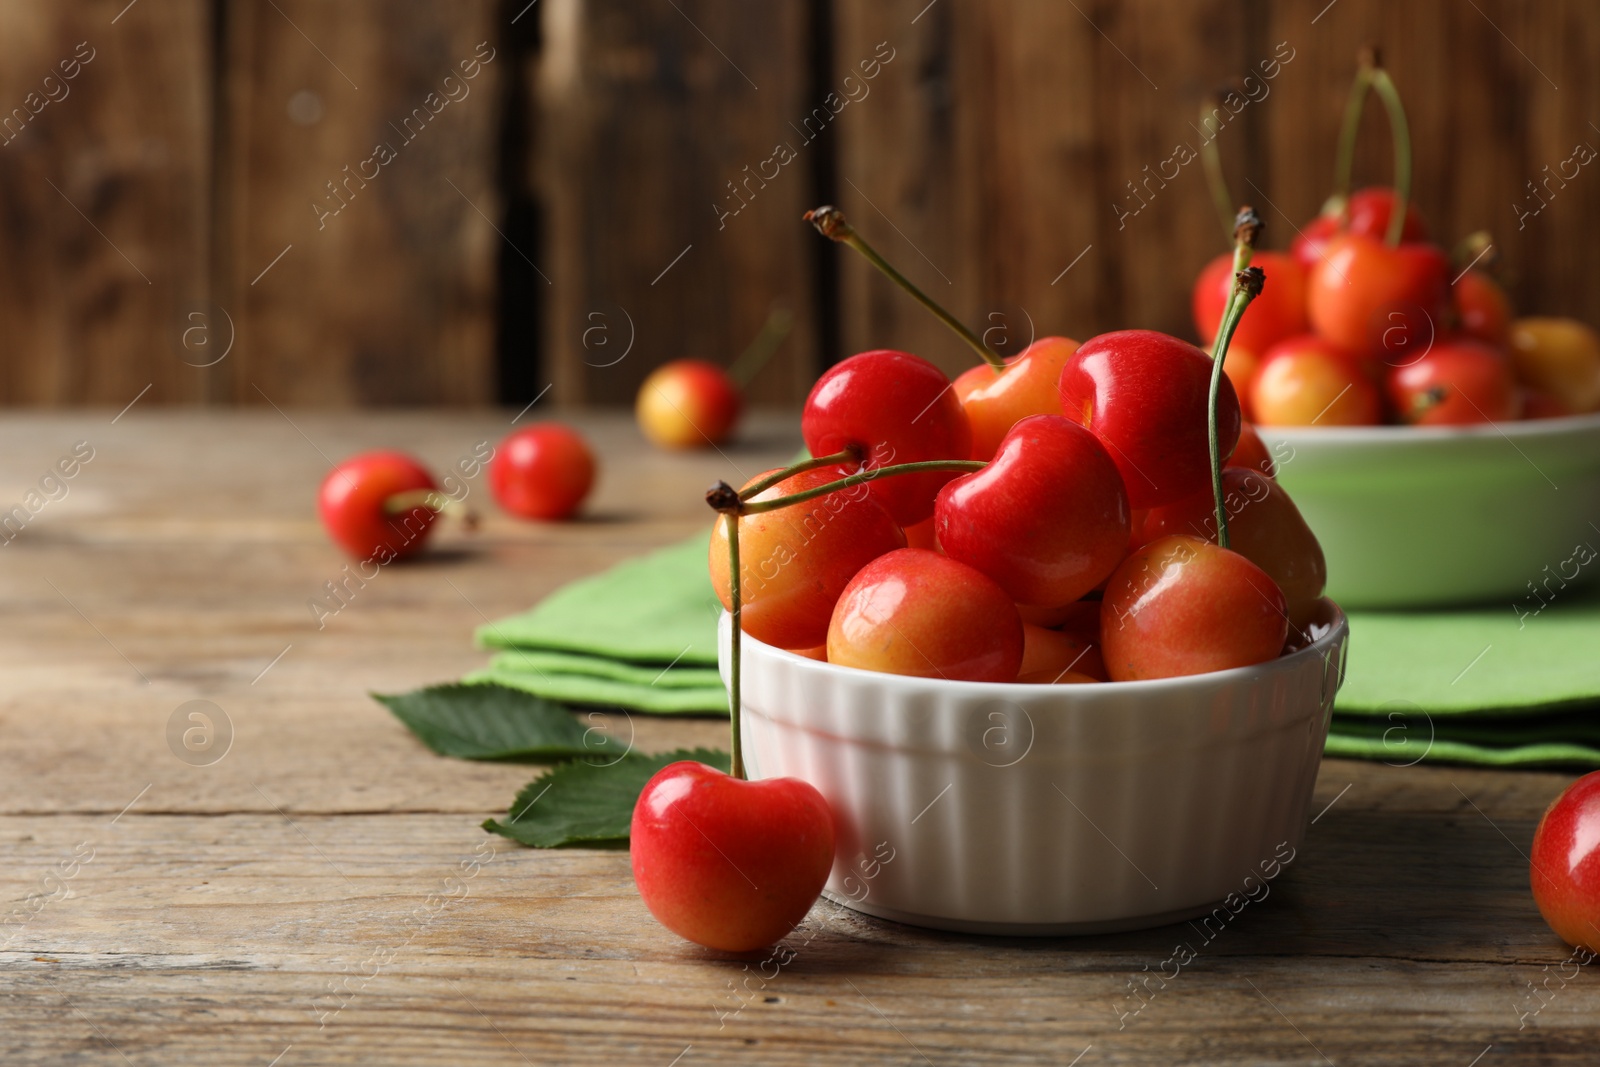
1257 412 1600 609
719 603 1349 935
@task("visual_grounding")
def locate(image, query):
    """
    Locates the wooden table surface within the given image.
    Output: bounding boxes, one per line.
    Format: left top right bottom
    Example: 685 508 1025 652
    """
1 410 1593 1066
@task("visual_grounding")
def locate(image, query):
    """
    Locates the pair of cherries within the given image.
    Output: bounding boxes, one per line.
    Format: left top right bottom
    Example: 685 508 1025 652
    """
317 424 595 560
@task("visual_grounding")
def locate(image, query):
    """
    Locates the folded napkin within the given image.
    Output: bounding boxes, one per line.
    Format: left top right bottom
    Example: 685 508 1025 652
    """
466 534 1600 767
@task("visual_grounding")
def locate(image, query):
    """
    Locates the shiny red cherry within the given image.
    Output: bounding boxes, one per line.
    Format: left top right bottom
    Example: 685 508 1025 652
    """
636 359 743 449
1192 251 1308 357
827 548 1023 682
1058 330 1242 509
710 465 905 650
1386 339 1520 425
1306 235 1450 362
1101 535 1288 681
318 450 439 561
1291 187 1429 269
802 350 971 525
631 760 834 952
952 336 1078 461
935 415 1129 607
1530 770 1600 954
489 424 596 520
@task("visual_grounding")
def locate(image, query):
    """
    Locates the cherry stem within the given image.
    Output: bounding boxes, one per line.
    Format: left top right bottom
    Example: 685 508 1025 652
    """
726 305 794 390
738 447 860 501
1209 211 1266 551
738 460 985 516
1452 230 1497 274
723 511 745 779
382 489 479 530
1199 91 1238 243
804 205 1006 371
1327 50 1375 215
1366 65 1412 247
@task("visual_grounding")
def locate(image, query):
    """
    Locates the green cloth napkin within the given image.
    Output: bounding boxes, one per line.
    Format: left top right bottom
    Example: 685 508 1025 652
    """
467 534 1600 766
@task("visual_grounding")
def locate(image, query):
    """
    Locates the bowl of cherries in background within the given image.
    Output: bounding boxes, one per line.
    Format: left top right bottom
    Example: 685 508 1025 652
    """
1189 52 1600 608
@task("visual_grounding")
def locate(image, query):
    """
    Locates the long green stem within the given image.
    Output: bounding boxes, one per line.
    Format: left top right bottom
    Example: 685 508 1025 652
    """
1209 270 1264 550
1199 96 1236 244
1368 67 1412 247
725 511 743 779
738 448 859 501
805 206 1006 371
1328 59 1373 213
739 460 986 515
726 306 794 389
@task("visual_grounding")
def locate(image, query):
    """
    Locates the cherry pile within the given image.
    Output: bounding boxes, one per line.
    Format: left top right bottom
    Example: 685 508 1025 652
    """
318 424 596 560
1190 53 1600 427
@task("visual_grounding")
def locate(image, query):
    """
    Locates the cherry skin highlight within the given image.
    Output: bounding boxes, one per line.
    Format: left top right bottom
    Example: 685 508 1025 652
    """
1251 338 1382 427
1100 535 1289 682
1306 235 1450 362
319 450 439 561
1140 467 1327 634
1529 770 1600 954
489 424 596 520
636 359 743 449
802 350 971 525
1192 251 1308 357
1292 187 1429 269
631 761 835 953
710 465 905 650
827 548 1023 682
952 336 1078 461
1058 330 1242 509
935 415 1129 607
1386 339 1520 425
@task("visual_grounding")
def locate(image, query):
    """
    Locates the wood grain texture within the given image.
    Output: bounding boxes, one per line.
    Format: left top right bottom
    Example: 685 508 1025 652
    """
535 0 819 407
0 0 212 406
0 412 1593 1065
216 0 503 406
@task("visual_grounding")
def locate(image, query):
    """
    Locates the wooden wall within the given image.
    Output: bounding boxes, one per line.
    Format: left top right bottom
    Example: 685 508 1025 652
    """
0 0 1595 406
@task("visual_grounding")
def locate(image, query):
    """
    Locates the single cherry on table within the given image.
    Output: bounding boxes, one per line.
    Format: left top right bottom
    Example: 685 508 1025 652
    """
489 423 596 520
1530 770 1600 954
318 450 442 561
631 760 835 953
636 360 743 450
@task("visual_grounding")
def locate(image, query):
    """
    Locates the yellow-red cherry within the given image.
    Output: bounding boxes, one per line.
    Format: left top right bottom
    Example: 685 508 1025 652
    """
827 548 1023 682
710 465 905 651
636 360 743 449
1100 535 1288 681
952 336 1078 461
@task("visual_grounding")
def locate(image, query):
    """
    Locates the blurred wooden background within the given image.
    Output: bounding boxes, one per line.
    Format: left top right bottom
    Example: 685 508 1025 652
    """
0 0 1595 407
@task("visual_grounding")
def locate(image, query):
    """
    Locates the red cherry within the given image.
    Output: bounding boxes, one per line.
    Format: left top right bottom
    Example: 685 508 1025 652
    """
802 350 971 525
318 450 439 561
1140 467 1327 633
1058 330 1242 509
1386 339 1520 425
710 465 905 650
1228 422 1276 478
1306 235 1450 362
1192 251 1308 357
1100 535 1288 681
827 548 1023 682
488 424 596 520
934 415 1129 607
1251 336 1382 427
952 336 1078 461
1453 270 1512 347
1530 770 1600 954
631 761 834 952
1523 389 1575 420
1291 187 1429 269
636 359 743 449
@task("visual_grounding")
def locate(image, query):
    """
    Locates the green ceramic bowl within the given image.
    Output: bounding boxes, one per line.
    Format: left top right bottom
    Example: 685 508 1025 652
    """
1255 412 1600 609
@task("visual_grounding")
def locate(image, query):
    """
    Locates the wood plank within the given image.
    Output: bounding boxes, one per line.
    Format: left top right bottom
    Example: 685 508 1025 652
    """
216 1 503 406
0 0 211 406
535 0 818 407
